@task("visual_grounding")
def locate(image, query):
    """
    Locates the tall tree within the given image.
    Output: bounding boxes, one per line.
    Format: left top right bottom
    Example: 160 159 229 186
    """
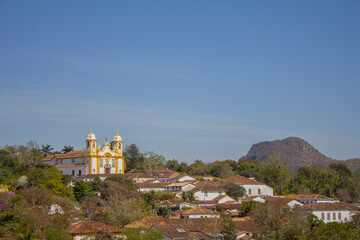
61 145 74 154
123 144 144 171
41 144 54 156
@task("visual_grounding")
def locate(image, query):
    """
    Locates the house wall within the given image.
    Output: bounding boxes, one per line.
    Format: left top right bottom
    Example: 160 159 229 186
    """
310 209 350 223
138 187 166 192
241 184 273 196
58 166 85 176
186 213 220 218
218 195 236 203
194 190 225 201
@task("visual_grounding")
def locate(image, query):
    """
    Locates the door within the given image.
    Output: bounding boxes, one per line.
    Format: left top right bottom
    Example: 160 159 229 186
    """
105 167 110 174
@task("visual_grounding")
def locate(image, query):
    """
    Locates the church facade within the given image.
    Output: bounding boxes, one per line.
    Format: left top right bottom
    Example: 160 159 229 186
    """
41 129 125 176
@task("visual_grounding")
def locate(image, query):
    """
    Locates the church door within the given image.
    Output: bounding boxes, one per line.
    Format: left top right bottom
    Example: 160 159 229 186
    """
105 167 110 174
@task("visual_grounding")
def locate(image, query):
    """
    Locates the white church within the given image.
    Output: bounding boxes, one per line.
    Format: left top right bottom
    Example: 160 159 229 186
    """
41 129 125 177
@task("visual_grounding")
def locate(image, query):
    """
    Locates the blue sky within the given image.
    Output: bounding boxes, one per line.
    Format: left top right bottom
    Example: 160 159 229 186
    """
1 1 360 162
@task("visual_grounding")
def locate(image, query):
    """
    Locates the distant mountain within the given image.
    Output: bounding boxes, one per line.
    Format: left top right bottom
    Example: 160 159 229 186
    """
240 137 336 170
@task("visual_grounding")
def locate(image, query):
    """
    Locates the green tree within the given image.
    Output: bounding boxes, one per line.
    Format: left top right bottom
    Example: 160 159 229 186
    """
221 182 246 200
40 144 54 156
210 163 234 179
166 159 179 171
221 215 236 240
261 158 292 194
61 145 74 154
73 181 94 201
124 144 145 171
45 228 72 240
156 206 169 218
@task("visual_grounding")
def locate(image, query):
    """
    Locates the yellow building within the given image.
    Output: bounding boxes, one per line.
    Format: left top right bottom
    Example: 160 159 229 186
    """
42 129 125 176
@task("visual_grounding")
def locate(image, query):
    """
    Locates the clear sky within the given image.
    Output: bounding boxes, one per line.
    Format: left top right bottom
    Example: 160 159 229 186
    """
1 1 359 163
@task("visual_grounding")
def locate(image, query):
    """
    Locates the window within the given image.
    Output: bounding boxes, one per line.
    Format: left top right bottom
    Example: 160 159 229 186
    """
204 191 208 197
321 213 325 220
59 160 63 164
72 159 75 164
249 189 252 195
258 189 261 195
338 212 341 220
78 170 81 176
327 213 330 220
219 191 223 195
72 170 75 175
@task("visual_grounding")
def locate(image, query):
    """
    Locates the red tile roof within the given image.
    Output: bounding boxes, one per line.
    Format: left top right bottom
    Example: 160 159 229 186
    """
282 194 332 200
298 202 360 211
125 216 166 228
41 155 55 162
181 207 217 215
222 175 264 185
66 221 123 235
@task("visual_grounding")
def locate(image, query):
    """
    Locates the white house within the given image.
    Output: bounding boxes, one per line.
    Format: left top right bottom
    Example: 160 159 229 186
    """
180 207 220 219
165 182 196 192
298 202 360 223
187 181 226 201
222 175 273 196
136 180 168 192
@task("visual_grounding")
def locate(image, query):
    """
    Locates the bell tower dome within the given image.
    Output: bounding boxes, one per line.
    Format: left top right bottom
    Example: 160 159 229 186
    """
111 129 123 150
86 128 97 149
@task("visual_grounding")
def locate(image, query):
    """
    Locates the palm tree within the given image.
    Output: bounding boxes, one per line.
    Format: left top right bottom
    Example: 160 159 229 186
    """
62 145 74 154
41 144 54 156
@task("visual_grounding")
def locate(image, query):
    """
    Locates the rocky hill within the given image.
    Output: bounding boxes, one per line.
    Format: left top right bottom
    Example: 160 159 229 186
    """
240 137 337 170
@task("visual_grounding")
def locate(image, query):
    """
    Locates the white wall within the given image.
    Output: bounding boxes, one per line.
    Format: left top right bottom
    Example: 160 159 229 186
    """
138 187 166 192
241 184 273 196
194 190 225 201
186 214 220 218
311 209 350 223
58 166 85 176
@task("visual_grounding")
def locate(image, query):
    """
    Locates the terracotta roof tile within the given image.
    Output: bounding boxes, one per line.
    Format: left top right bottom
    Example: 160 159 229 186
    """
282 194 332 200
56 150 88 159
298 202 360 211
181 207 217 215
41 155 55 162
125 217 166 228
66 221 123 234
222 175 264 185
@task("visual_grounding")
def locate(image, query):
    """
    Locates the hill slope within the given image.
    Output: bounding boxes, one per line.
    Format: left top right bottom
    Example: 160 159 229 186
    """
240 137 336 170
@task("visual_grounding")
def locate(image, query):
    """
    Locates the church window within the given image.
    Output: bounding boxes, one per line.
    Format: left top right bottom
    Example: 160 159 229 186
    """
100 159 104 167
118 143 121 149
112 159 116 167
92 142 95 148
87 142 90 148
72 170 75 175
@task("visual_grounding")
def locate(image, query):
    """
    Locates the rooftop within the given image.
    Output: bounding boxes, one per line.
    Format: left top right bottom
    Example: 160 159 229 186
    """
66 221 123 235
222 175 265 185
